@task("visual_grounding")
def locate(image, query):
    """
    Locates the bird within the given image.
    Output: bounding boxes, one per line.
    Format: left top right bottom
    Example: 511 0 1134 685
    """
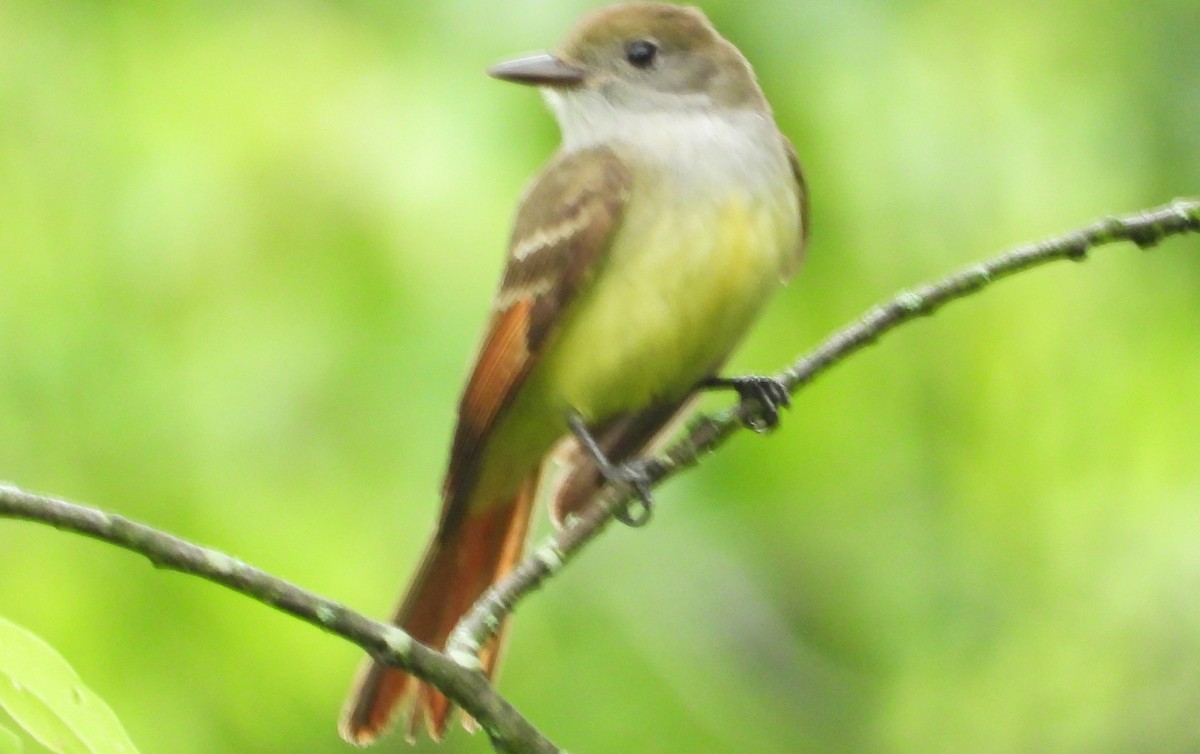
340 2 808 744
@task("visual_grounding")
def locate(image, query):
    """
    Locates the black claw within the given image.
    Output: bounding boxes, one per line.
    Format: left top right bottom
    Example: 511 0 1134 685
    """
615 503 651 527
702 375 792 432
567 412 657 527
610 458 656 527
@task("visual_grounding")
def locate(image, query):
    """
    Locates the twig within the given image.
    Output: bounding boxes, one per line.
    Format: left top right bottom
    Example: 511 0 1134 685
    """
446 197 1200 661
0 485 562 754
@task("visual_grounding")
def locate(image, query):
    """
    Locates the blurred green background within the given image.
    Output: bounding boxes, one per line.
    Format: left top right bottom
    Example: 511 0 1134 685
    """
1 1 1198 752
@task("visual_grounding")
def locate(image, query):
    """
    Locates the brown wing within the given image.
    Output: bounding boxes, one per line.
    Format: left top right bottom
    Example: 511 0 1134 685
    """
782 136 811 278
439 146 632 525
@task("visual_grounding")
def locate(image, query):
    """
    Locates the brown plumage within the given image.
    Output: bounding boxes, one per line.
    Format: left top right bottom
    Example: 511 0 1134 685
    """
339 148 632 744
444 147 631 517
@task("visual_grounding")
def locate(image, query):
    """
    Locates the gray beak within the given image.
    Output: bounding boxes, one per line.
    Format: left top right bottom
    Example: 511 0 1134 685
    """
488 53 586 88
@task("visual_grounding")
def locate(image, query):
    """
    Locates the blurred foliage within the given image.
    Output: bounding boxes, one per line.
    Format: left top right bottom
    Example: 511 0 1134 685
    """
1 1 1198 752
0 616 142 754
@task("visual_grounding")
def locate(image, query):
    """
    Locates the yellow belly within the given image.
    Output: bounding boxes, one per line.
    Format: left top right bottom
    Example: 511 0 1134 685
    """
471 187 797 500
544 193 792 417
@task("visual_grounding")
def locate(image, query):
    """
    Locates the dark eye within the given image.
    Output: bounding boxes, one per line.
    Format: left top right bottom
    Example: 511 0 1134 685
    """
625 40 658 69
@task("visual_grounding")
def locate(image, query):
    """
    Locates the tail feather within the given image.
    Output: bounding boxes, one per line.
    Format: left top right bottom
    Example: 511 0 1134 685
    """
339 473 538 745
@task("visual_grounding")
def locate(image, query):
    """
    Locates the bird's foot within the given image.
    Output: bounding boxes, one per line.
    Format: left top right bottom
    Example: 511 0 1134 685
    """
701 375 792 432
567 412 657 527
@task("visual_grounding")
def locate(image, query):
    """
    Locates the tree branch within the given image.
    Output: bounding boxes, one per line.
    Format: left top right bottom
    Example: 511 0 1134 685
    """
446 197 1200 661
1 199 1196 753
0 485 562 754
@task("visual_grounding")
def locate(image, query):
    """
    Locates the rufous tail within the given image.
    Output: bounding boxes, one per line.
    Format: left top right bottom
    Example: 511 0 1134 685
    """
339 474 537 745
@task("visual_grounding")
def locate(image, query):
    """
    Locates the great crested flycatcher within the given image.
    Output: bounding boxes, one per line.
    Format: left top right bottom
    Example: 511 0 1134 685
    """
340 2 809 744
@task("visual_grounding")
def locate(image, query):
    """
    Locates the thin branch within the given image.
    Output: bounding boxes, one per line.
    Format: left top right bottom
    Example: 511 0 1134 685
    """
446 197 1200 661
0 485 562 754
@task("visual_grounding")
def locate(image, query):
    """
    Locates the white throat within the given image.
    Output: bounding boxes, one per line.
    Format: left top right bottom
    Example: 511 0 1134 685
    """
543 88 788 195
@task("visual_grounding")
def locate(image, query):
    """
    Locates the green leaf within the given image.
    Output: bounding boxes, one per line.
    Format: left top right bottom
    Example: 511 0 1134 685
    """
0 618 139 754
0 724 22 754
